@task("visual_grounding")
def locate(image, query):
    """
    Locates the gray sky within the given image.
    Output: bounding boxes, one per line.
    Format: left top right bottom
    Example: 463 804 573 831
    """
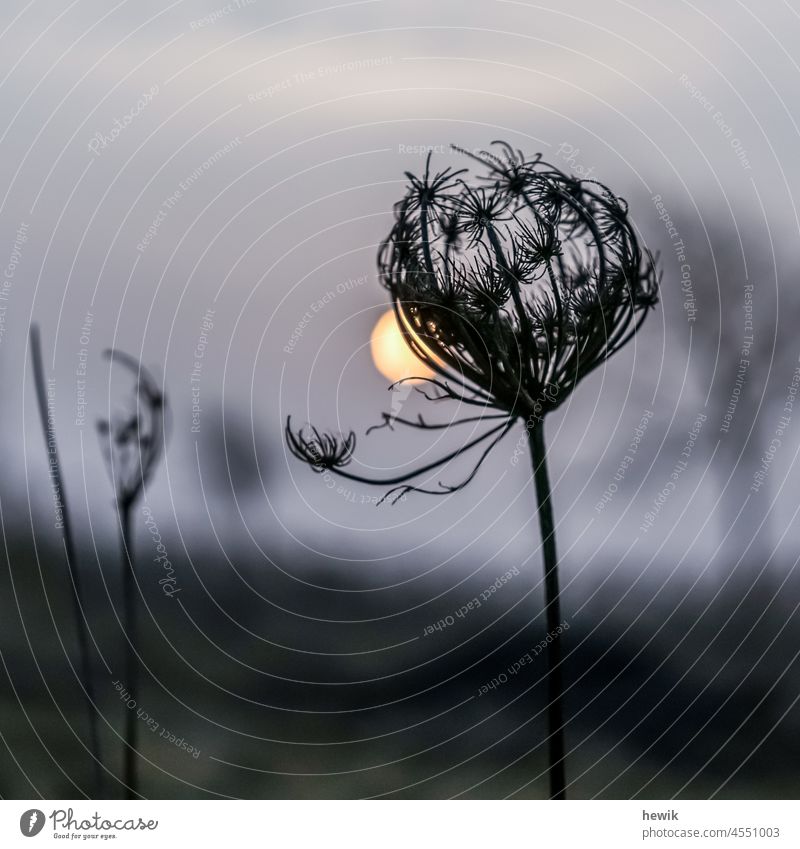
3 0 799 581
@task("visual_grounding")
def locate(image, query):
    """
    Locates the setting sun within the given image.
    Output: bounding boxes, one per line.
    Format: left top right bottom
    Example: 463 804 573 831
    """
369 309 434 383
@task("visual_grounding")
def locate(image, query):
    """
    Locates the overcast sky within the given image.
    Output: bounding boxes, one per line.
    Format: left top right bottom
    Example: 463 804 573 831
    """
2 0 799 583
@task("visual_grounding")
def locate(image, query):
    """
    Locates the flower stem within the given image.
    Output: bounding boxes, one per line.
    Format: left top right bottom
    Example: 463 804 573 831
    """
119 502 138 799
30 325 105 798
529 421 567 799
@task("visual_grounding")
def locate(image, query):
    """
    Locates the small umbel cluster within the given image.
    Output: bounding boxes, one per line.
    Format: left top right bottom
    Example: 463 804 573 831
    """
97 350 167 510
287 142 659 503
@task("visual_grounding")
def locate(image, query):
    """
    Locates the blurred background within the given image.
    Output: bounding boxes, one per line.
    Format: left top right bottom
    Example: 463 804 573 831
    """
1 0 799 799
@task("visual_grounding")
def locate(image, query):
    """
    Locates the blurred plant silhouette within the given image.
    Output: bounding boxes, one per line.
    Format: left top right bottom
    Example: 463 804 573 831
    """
97 350 167 799
29 325 105 797
287 141 659 798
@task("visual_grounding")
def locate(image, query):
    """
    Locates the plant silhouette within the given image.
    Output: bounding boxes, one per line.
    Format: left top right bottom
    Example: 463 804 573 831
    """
29 325 105 797
287 141 659 798
97 350 167 799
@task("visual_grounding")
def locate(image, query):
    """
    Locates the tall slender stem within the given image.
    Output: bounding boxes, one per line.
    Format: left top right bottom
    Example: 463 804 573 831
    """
119 502 138 799
529 420 566 799
29 325 104 797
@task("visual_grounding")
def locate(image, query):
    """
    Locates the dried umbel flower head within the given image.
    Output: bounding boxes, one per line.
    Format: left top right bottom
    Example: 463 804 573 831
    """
286 421 355 472
287 142 659 503
97 350 167 510
378 141 659 421
286 142 660 799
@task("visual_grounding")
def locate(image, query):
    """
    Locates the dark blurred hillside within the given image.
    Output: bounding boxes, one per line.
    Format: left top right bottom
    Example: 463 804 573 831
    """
2 519 798 800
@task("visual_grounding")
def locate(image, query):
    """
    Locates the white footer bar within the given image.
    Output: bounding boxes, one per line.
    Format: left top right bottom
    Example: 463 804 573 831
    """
2 800 795 848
